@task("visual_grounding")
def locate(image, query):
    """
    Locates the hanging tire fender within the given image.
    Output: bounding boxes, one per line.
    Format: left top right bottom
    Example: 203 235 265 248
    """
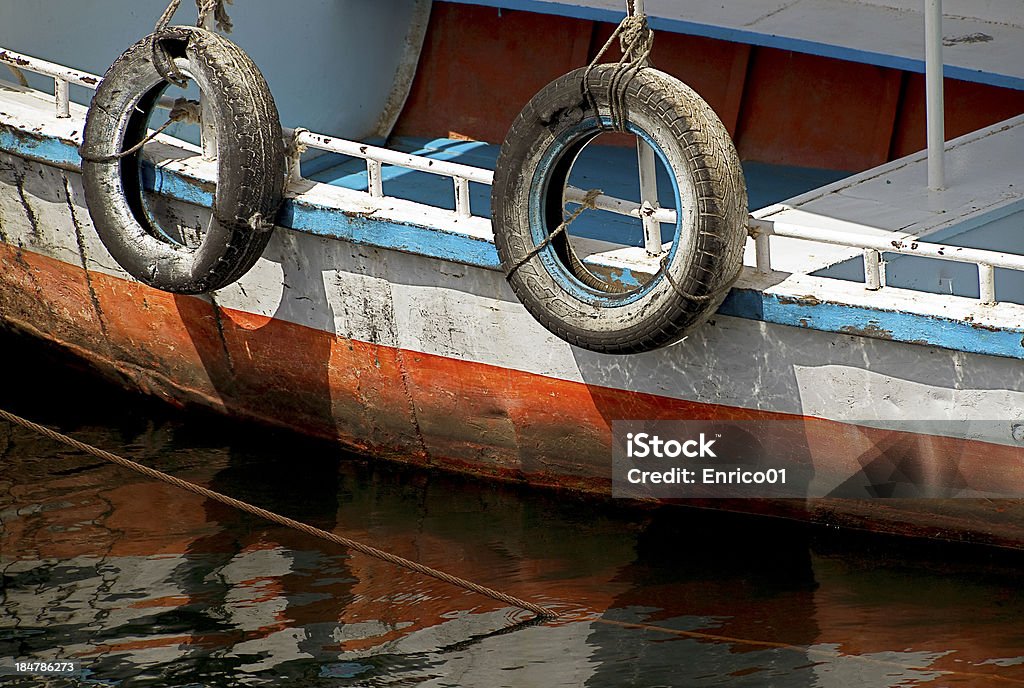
81 26 285 294
491 65 748 354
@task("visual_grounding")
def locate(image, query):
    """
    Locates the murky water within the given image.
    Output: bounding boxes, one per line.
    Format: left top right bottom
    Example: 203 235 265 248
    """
1 330 1023 687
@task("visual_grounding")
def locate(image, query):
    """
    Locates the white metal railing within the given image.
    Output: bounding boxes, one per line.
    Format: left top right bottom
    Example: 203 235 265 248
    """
283 129 677 226
0 47 678 229
749 218 1024 305
1 48 100 118
2 46 1020 306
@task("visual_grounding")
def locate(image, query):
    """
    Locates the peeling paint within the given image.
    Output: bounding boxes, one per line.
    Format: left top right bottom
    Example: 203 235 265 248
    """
840 322 894 339
776 293 823 307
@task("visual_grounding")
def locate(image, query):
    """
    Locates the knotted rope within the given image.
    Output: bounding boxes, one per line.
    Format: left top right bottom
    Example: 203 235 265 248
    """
197 0 234 33
581 1 654 132
505 188 603 279
0 407 557 620
79 97 201 163
154 0 233 33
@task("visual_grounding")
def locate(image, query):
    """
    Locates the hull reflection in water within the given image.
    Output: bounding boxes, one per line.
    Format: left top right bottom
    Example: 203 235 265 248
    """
1 333 1023 687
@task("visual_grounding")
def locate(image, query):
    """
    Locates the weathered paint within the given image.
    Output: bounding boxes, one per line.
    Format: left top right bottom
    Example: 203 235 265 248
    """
0 0 432 141
721 289 1024 360
3 46 1024 545
4 237 1024 547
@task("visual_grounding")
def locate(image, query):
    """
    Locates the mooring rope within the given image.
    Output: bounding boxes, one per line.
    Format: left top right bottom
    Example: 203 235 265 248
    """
4 408 1023 682
155 0 233 33
0 407 556 619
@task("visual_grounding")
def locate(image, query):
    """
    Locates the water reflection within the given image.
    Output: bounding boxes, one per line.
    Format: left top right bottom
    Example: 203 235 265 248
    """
1 331 1023 686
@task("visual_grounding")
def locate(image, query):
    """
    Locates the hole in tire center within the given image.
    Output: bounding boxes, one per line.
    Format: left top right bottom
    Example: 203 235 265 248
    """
139 76 210 249
556 131 679 294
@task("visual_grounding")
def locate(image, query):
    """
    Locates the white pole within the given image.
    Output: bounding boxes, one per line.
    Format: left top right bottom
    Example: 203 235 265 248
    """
627 0 663 254
925 0 945 190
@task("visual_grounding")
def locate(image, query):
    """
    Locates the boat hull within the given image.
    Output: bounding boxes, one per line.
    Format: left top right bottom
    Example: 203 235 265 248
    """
2 150 1024 548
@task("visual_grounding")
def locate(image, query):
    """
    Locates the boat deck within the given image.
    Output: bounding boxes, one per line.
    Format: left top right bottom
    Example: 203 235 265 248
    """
450 0 1024 91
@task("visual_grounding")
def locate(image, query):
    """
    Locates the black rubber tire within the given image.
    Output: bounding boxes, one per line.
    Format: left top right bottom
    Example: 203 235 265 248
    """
491 65 748 354
81 26 285 294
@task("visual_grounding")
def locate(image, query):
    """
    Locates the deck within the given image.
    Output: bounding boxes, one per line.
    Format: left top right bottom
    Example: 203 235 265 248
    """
449 0 1024 90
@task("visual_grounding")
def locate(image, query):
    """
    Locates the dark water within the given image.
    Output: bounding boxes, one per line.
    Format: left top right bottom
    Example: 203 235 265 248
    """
1 330 1023 687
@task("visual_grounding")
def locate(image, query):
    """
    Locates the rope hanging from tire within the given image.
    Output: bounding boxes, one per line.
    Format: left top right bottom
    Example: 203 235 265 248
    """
490 3 748 354
79 0 285 295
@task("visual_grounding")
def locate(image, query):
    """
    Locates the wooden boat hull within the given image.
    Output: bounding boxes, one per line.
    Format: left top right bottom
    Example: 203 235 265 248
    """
2 148 1023 548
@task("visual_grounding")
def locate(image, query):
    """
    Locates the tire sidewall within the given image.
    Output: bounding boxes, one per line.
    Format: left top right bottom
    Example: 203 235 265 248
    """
81 27 283 294
492 65 747 353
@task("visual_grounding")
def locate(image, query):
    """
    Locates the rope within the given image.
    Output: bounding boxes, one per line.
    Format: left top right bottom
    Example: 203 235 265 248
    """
0 407 557 620
152 0 189 87
197 0 234 33
5 64 29 88
155 0 233 33
79 97 202 163
581 7 654 132
657 253 743 304
505 188 602 280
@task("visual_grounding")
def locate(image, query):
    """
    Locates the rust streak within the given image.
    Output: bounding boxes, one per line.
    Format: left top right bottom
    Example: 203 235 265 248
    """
208 293 236 378
63 174 109 340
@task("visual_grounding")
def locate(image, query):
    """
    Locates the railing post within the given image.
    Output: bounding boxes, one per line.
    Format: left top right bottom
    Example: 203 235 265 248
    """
200 12 217 160
54 78 70 118
366 159 383 197
864 249 882 290
754 230 772 274
288 140 303 183
454 177 471 218
628 0 663 256
979 263 996 304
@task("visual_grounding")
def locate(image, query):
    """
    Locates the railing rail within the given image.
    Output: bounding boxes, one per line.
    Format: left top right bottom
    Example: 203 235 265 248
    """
3 45 1020 305
749 218 1021 304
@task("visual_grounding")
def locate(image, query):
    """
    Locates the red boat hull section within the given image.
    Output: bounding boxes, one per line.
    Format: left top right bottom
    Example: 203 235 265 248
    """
4 241 1024 547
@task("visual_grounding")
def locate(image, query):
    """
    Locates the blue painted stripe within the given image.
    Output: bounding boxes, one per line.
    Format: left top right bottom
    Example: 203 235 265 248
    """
445 0 1024 91
720 289 1024 360
0 128 82 169
1 124 1021 359
282 201 501 269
